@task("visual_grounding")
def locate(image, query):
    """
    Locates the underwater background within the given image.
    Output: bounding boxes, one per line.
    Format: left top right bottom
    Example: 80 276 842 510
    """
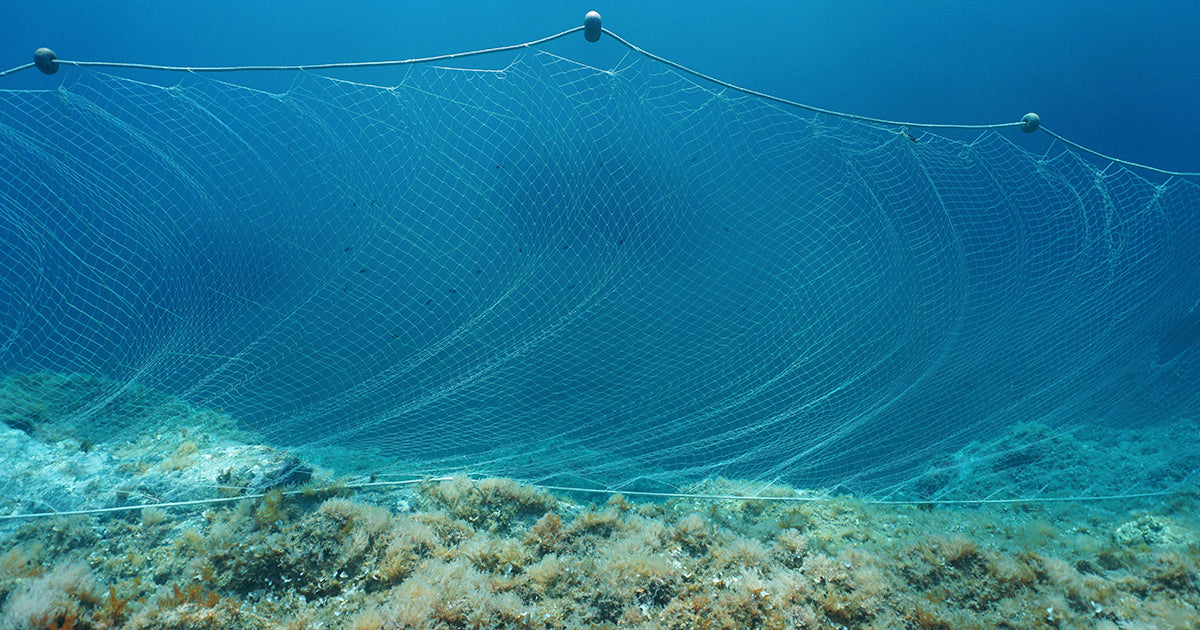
5 0 1200 172
2 1 1200 628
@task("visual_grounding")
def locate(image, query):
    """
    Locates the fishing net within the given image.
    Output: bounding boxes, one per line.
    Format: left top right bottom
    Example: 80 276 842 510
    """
2 44 1198 512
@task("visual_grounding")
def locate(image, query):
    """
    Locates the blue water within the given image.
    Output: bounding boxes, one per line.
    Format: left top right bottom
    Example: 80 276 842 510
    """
3 10 1198 625
4 1 1198 173
2 1 1198 497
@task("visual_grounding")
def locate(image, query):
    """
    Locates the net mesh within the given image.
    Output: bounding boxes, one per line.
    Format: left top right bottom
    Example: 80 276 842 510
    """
2 50 1199 505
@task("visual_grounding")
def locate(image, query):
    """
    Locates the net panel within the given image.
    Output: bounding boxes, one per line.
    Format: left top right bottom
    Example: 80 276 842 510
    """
1 50 1198 501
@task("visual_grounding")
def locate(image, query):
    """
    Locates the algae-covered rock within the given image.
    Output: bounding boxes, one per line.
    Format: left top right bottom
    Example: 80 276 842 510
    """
1112 514 1175 547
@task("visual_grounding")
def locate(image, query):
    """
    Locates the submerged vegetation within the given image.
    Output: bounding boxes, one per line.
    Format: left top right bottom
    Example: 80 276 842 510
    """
0 372 1198 628
0 474 1197 629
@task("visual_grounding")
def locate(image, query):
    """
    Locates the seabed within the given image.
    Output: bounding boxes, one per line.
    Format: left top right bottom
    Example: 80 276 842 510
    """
1 372 1197 629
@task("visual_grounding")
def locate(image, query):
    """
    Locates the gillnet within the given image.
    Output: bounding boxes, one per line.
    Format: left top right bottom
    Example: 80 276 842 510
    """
2 40 1199 515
